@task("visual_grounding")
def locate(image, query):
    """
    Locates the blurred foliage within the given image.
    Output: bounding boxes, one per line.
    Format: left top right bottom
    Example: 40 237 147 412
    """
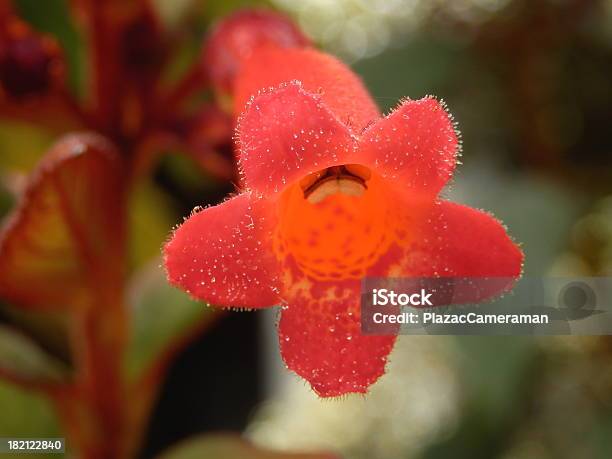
14 0 85 94
156 434 337 459
201 0 268 22
0 302 71 364
125 262 218 381
0 122 54 171
0 180 13 216
553 196 612 276
0 324 68 383
447 161 586 276
422 337 540 459
128 179 178 270
155 152 235 211
354 38 465 112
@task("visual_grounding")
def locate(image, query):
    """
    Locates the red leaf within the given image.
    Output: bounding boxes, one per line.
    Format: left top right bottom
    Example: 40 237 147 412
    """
0 133 125 309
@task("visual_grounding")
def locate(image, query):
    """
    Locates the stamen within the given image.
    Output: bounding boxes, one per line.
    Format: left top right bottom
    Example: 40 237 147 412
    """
298 169 326 192
344 164 372 181
300 164 371 204
306 179 365 204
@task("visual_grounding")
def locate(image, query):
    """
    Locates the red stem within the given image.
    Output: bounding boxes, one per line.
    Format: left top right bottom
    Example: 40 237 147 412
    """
0 368 67 393
58 88 97 130
69 287 127 459
85 1 120 136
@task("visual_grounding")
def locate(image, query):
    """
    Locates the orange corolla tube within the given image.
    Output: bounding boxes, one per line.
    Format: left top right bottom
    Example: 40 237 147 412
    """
165 47 523 397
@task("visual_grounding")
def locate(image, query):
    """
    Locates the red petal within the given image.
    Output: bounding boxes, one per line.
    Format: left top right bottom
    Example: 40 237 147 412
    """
359 97 458 197
164 193 281 308
384 200 523 301
421 200 522 277
234 47 380 132
278 277 396 397
237 81 355 195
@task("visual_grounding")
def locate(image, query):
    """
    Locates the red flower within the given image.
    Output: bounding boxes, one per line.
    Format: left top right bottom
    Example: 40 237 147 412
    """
164 49 523 397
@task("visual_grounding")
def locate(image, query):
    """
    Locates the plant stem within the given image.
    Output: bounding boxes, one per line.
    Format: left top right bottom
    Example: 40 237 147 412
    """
68 285 127 459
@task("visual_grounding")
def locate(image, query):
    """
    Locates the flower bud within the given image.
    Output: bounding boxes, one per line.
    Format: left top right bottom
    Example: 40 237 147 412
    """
202 9 309 98
0 17 64 99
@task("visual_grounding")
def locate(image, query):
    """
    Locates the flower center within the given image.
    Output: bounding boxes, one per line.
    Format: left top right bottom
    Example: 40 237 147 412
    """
274 165 398 281
299 164 372 204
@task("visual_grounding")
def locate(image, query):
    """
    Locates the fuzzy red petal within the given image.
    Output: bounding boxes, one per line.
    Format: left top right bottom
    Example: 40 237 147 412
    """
418 200 523 277
359 97 458 197
384 200 523 301
278 276 396 397
234 47 380 132
164 193 281 308
237 81 356 195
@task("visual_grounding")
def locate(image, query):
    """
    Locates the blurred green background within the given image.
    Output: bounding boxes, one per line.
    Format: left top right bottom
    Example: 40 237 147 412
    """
1 0 612 458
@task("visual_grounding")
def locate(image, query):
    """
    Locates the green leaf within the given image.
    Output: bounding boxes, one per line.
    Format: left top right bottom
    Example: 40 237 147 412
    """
0 180 15 219
0 122 55 172
199 0 270 24
0 301 71 366
0 324 69 385
153 0 199 29
354 37 463 112
155 434 338 459
125 261 218 380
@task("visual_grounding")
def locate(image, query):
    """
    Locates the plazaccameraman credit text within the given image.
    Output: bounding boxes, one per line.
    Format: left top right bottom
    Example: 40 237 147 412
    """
369 289 549 325
371 311 549 325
